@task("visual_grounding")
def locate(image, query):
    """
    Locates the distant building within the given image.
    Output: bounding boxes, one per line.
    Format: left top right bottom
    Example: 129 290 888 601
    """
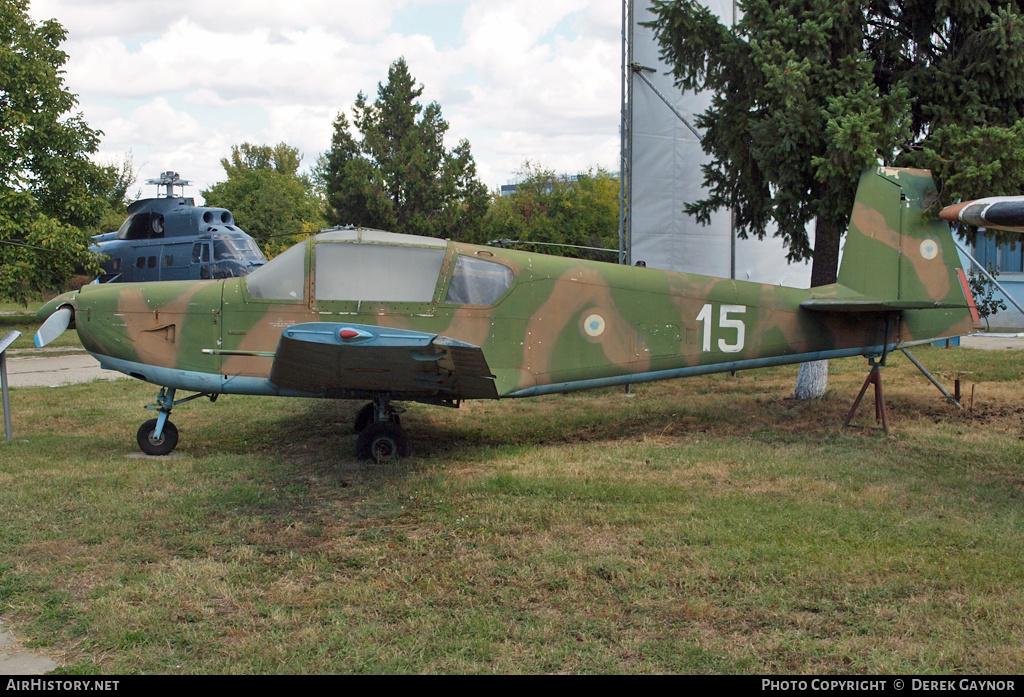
499 173 595 196
970 234 1024 330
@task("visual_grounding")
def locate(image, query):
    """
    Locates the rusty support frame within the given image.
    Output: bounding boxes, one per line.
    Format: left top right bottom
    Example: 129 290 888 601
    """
845 360 889 433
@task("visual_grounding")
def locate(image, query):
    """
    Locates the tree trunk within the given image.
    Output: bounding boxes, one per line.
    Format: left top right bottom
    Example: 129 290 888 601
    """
794 360 829 400
794 217 844 400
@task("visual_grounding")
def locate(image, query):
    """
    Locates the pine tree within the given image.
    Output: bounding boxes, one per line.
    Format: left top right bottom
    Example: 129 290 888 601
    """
647 0 1024 284
318 58 489 242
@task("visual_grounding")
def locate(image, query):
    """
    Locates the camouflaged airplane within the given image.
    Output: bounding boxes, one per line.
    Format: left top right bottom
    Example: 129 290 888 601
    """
35 167 980 462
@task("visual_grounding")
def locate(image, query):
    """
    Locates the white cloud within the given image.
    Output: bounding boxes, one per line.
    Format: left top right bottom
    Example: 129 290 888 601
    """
30 0 626 193
30 0 409 40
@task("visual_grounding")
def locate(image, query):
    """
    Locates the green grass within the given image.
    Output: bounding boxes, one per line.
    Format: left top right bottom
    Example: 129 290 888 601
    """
0 346 1022 674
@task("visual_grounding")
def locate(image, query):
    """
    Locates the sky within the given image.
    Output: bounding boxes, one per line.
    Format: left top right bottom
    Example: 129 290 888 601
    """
29 0 624 202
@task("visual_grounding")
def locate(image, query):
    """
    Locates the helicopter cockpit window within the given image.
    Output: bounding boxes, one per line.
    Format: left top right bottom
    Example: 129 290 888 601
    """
245 242 306 300
315 243 446 302
445 256 513 305
117 213 165 240
191 243 211 264
213 238 266 263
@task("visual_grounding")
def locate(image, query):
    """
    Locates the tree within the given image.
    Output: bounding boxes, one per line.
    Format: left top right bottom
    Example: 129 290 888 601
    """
487 161 620 260
0 0 114 304
318 58 490 243
202 143 325 257
648 0 1024 396
93 153 138 235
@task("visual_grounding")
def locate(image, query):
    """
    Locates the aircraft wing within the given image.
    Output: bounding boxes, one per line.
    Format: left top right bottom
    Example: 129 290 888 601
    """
268 323 498 400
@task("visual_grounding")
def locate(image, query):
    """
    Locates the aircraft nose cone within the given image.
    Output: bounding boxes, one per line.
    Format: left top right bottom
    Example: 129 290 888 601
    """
70 283 131 360
939 201 968 223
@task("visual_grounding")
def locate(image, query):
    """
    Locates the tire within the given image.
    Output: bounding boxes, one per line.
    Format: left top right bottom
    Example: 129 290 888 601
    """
353 402 400 433
137 418 179 456
355 422 412 463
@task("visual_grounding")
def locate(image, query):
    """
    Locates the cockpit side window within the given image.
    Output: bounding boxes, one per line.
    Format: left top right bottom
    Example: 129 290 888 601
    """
315 243 446 302
445 256 513 305
245 241 307 300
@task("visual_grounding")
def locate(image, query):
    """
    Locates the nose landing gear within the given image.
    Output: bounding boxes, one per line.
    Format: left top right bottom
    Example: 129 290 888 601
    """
136 387 217 456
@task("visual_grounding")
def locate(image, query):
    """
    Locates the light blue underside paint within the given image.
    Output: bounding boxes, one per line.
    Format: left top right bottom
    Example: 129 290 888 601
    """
95 342 905 402
507 344 899 398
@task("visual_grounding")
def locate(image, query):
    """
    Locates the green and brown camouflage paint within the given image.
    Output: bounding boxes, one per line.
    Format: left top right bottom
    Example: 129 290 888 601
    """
39 167 978 402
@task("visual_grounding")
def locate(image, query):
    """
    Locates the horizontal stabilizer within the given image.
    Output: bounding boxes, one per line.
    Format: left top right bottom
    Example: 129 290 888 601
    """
801 298 967 312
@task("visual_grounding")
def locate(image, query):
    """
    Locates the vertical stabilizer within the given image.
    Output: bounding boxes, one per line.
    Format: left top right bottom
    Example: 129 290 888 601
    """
838 167 968 309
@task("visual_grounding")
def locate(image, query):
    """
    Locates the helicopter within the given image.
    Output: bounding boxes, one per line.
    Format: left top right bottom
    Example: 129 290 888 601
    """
90 171 267 283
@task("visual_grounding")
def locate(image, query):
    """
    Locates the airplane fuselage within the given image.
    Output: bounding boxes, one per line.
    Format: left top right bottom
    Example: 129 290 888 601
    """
69 235 972 401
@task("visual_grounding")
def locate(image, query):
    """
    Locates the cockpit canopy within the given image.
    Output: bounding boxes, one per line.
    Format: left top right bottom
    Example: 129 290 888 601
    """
244 230 513 305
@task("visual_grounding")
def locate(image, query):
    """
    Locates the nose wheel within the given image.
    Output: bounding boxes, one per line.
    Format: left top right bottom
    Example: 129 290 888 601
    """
137 418 178 456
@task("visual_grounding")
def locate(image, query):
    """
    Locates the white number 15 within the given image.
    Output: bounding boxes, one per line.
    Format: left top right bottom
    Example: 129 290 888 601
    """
696 304 746 353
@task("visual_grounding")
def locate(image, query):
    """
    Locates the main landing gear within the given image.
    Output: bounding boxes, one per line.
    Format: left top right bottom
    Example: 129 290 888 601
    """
136 387 216 456
353 396 411 463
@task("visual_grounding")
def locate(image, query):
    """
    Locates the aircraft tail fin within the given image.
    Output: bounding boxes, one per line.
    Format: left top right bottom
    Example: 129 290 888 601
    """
833 167 975 313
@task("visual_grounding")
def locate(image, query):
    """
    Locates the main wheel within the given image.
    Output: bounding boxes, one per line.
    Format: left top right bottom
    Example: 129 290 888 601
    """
353 403 401 433
355 422 412 463
137 418 179 456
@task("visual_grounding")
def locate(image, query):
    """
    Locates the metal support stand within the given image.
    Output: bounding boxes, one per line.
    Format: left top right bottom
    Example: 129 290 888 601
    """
845 360 889 433
900 348 964 411
1 331 22 442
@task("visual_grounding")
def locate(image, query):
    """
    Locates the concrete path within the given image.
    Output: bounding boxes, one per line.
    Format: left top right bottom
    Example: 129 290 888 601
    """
0 622 56 675
3 350 129 388
959 333 1024 350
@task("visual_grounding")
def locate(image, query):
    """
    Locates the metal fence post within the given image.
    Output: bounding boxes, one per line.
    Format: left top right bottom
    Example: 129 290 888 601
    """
1 331 22 441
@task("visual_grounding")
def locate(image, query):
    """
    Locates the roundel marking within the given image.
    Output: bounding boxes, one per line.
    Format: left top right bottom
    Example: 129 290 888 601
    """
920 239 939 260
583 313 606 338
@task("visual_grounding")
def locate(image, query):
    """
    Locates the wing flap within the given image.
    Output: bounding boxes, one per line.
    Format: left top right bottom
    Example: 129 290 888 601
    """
268 323 498 400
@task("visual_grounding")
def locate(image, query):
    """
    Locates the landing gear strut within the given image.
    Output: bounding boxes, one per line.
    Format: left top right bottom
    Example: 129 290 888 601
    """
136 387 216 456
354 396 411 463
353 401 401 433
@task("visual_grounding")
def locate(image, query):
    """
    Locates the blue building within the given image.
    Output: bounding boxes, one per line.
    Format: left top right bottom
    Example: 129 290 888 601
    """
970 234 1024 330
